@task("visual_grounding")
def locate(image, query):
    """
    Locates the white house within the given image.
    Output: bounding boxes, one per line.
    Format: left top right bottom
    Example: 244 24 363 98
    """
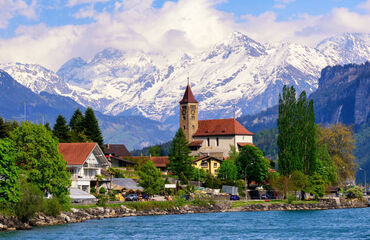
58 142 110 192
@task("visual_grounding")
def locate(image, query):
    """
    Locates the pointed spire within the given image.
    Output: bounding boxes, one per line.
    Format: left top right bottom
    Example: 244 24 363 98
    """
180 78 198 104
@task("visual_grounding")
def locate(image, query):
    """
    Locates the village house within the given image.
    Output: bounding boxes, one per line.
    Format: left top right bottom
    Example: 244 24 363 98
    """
103 144 135 168
179 82 254 159
58 142 110 192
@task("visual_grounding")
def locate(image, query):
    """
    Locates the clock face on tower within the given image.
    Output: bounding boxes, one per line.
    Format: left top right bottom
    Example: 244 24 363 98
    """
181 106 187 120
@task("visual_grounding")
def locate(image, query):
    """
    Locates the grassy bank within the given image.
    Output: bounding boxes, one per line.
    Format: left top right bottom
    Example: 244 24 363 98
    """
73 198 216 211
231 200 319 208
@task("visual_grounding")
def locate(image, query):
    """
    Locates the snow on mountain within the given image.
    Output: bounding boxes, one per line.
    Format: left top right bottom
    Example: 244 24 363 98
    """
2 32 370 126
316 33 370 64
0 63 72 95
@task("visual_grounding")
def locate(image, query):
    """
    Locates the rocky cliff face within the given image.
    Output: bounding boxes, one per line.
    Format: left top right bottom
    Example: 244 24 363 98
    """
311 62 370 126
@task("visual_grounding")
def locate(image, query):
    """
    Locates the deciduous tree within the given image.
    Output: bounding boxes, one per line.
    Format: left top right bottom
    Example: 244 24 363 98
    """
138 160 164 196
0 139 19 204
317 124 356 186
217 159 238 181
10 122 71 206
236 145 269 186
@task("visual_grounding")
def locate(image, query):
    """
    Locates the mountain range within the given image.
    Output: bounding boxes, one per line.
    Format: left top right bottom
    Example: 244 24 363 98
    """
0 32 369 150
0 70 171 150
1 32 369 126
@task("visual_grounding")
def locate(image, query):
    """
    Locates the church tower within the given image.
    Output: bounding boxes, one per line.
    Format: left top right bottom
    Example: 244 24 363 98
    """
179 80 198 143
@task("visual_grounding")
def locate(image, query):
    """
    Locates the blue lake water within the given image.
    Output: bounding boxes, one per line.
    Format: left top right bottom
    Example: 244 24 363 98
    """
1 208 370 239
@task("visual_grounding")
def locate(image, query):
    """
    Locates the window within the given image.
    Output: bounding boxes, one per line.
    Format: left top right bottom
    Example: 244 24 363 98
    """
216 137 219 146
201 161 208 167
214 163 217 168
183 125 186 130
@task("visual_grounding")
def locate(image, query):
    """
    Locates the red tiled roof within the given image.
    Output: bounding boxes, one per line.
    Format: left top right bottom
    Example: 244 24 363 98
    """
150 157 169 168
193 119 254 137
189 140 203 147
237 142 255 147
58 142 97 165
103 144 131 157
179 84 198 104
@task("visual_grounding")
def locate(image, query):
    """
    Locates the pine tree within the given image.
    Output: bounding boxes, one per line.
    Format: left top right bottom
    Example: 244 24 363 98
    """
83 107 104 148
69 109 84 133
53 115 71 143
168 128 192 178
44 122 52 132
0 117 7 139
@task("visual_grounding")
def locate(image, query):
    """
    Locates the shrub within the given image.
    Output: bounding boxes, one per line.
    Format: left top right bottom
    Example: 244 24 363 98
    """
15 182 43 222
346 186 363 199
97 195 108 207
287 194 296 204
42 198 62 217
99 187 106 195
90 187 96 194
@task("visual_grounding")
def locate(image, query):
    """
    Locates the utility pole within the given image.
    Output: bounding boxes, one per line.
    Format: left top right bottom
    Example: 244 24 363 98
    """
24 101 26 122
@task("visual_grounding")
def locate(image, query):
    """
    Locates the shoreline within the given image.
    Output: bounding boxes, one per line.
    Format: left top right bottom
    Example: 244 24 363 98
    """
0 199 367 232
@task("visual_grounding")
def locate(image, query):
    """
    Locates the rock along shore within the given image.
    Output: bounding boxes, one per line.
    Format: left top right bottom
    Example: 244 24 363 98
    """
0 199 367 232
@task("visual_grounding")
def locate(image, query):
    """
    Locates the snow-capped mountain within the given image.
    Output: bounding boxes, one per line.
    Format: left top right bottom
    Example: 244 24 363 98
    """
2 32 370 125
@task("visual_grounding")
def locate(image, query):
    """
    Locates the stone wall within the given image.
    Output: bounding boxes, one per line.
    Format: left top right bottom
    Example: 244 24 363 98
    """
0 199 367 232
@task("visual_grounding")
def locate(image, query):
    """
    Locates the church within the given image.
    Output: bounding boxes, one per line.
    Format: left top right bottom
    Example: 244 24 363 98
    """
179 82 255 164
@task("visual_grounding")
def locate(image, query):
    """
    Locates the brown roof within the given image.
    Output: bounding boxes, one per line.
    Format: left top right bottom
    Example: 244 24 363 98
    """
104 144 131 157
193 155 223 163
128 156 169 168
179 84 198 104
193 119 254 137
237 142 255 147
189 140 203 147
150 157 169 168
58 142 97 165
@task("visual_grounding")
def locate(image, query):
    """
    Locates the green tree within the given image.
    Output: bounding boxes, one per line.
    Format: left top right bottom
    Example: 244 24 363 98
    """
228 145 239 161
217 159 238 181
70 130 90 143
168 128 192 178
15 181 43 222
53 115 71 143
317 124 356 186
236 145 269 186
44 122 52 132
69 109 84 133
149 145 162 156
290 170 309 199
138 160 164 196
309 173 325 199
0 139 19 204
315 145 337 185
0 117 7 139
83 108 104 148
277 86 317 176
10 122 71 206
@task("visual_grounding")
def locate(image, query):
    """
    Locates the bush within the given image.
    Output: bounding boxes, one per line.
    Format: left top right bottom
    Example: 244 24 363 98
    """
346 186 364 199
99 187 106 195
287 194 296 204
15 183 43 222
97 195 108 207
42 198 62 217
90 187 96 194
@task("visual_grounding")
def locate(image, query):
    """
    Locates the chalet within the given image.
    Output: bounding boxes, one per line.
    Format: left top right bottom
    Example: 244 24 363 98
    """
128 156 169 175
58 142 110 192
193 155 223 175
103 144 134 168
179 82 254 159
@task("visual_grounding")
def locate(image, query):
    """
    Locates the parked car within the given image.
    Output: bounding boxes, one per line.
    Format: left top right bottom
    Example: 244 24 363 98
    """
230 195 240 200
141 193 149 200
261 194 270 200
125 193 139 201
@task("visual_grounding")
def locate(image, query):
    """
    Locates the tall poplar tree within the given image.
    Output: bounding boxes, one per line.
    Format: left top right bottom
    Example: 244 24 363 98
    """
277 86 317 176
53 115 71 143
83 107 104 148
168 128 192 179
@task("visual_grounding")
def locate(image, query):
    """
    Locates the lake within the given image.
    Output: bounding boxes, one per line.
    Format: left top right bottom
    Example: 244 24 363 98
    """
1 208 369 239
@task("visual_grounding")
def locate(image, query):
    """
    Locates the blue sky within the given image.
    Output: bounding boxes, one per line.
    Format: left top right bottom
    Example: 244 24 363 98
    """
0 0 369 70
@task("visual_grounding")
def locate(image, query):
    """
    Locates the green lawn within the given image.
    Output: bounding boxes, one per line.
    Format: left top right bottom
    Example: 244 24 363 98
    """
231 200 319 208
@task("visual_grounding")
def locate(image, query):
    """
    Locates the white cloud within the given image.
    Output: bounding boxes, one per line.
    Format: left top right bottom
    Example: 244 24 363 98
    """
0 0 369 71
66 0 110 7
273 0 295 9
0 0 37 29
357 0 370 12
